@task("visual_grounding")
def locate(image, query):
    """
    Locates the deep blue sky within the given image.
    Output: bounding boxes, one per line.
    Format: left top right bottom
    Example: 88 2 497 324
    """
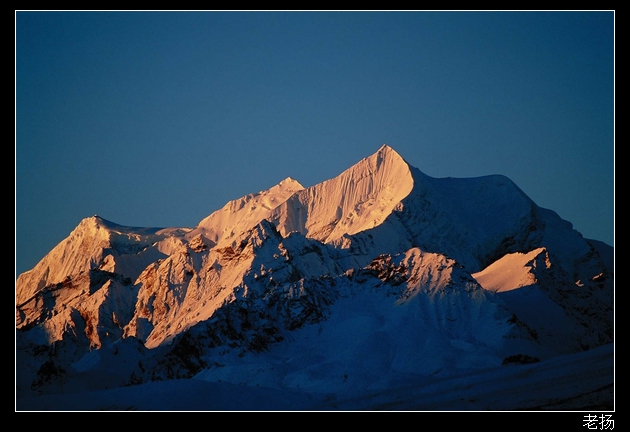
16 11 614 277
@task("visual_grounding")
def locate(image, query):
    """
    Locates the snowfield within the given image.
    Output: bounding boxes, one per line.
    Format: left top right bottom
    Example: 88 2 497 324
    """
16 342 613 411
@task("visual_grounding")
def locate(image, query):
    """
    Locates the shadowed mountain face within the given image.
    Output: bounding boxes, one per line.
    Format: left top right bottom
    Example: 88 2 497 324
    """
15 145 613 409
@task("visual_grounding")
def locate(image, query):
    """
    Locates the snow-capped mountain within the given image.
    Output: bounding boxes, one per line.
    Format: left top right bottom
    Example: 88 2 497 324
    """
15 145 613 410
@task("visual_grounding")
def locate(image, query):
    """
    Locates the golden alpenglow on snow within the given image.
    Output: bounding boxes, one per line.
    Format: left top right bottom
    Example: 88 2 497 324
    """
16 145 613 411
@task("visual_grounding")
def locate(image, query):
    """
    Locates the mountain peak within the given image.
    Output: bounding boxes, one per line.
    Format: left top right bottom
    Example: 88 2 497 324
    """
366 144 408 171
81 214 118 231
374 144 406 161
271 145 414 242
376 143 395 154
194 177 304 246
278 177 303 188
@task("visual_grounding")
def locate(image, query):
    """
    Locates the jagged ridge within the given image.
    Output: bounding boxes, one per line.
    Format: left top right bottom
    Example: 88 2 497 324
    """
15 144 613 402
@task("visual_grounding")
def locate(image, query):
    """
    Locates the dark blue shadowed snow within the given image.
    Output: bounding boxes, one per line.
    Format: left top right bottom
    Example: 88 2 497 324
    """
16 343 613 411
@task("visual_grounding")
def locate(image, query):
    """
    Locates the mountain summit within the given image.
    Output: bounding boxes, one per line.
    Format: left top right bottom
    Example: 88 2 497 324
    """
271 144 415 243
16 145 613 409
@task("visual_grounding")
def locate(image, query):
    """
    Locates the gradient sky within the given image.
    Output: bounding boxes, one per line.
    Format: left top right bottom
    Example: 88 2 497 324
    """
15 11 614 278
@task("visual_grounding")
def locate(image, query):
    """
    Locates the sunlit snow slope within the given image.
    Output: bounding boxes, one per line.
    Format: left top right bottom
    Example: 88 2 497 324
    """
192 177 304 246
271 144 414 242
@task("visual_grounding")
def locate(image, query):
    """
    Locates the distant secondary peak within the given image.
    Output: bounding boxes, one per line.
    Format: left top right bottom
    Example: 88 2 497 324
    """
83 215 118 229
81 215 104 228
278 177 303 188
195 175 304 245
